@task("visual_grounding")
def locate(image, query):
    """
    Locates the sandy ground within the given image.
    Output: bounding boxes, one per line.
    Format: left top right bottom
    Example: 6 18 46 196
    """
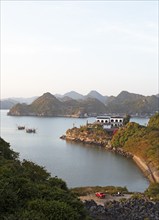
79 194 132 206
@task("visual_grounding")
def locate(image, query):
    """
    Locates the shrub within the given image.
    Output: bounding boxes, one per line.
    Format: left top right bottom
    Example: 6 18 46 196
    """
144 183 159 201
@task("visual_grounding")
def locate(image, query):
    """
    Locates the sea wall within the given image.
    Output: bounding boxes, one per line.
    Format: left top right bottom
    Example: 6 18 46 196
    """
133 155 159 183
105 142 159 183
105 142 158 182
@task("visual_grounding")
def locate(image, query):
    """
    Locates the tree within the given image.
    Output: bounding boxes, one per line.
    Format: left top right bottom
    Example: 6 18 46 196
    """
147 113 159 130
145 183 159 201
0 138 18 160
123 114 131 125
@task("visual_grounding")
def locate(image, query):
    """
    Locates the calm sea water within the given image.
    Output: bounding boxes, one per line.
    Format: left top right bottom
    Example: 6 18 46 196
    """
0 110 149 192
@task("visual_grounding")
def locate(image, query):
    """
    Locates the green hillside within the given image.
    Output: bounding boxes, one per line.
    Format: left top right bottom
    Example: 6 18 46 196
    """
111 113 159 169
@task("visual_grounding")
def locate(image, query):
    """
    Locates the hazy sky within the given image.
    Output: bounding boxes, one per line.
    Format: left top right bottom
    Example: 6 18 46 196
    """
1 0 158 98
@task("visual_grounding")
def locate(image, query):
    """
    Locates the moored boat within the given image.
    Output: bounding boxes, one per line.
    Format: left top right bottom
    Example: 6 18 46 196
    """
26 128 36 133
17 126 25 130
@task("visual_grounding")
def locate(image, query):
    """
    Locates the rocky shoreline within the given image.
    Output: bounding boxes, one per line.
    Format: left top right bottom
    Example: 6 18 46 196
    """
84 198 159 220
60 135 132 159
63 134 135 161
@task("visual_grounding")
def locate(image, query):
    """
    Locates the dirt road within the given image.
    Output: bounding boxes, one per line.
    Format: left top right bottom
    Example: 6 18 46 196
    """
79 193 132 206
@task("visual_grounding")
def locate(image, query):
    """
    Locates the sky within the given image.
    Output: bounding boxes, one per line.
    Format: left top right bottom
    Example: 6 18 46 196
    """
1 0 158 99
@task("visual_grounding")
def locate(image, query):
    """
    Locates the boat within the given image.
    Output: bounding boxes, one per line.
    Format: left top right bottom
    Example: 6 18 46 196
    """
26 128 36 133
17 126 25 130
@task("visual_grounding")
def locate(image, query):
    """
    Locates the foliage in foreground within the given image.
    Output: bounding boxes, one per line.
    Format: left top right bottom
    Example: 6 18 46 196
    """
0 138 90 220
145 183 159 201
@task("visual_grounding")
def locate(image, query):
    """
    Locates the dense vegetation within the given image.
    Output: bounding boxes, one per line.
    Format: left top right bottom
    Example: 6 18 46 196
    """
111 113 159 169
148 112 159 130
0 138 90 220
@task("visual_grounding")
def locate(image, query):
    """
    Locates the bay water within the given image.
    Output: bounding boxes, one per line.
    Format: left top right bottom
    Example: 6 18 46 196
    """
0 110 149 192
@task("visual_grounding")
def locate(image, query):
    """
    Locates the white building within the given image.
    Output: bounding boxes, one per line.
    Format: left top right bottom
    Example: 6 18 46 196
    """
96 115 124 128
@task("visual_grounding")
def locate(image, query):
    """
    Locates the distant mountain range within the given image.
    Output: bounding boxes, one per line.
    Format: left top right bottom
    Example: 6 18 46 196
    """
0 97 38 109
6 90 159 117
0 90 107 109
55 90 108 104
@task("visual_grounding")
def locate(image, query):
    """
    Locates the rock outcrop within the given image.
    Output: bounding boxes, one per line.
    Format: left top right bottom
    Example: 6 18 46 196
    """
84 199 159 220
64 125 111 147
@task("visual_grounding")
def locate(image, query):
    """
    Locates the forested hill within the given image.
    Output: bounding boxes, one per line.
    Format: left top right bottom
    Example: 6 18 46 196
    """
0 138 89 219
7 91 158 117
105 91 158 115
111 113 159 182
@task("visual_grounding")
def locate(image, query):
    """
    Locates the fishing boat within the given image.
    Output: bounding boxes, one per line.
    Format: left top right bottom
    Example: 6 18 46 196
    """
17 126 25 130
26 128 36 133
